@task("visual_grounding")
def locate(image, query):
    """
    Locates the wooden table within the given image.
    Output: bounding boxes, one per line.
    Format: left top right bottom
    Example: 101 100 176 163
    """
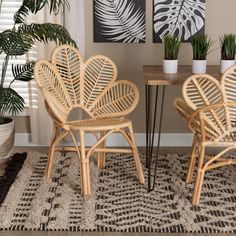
143 65 221 191
143 65 221 85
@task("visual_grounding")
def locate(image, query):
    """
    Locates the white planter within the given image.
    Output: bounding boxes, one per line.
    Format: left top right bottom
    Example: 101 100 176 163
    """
192 60 207 74
220 59 235 74
163 59 178 74
0 118 15 164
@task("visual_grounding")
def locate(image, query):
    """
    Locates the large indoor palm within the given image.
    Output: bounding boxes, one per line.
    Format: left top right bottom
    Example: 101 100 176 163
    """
0 0 76 124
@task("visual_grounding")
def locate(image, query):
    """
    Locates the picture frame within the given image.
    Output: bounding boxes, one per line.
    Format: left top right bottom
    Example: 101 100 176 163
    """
153 0 206 43
94 0 146 43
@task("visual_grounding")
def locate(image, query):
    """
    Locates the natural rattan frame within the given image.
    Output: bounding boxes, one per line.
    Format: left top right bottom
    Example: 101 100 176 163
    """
34 45 145 195
174 67 236 205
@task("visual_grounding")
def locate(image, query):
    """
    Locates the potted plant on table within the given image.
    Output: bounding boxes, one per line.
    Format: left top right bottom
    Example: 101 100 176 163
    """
163 35 181 74
0 0 76 163
220 34 236 73
191 34 215 74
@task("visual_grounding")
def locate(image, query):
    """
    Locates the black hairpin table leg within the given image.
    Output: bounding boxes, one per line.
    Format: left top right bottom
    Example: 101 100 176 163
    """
145 84 166 191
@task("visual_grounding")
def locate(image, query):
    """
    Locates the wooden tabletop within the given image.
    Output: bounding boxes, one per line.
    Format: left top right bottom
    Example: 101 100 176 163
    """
143 65 221 86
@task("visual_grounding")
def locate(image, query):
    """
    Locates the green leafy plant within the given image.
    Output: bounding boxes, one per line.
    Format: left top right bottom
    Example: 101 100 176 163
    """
0 0 76 124
163 35 181 60
220 34 236 60
191 34 215 60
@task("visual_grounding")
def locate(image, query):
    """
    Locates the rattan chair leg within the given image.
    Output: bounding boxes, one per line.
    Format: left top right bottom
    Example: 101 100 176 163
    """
79 130 91 195
192 144 205 205
51 124 58 144
45 147 55 179
81 159 90 195
45 130 68 179
192 169 205 205
127 125 145 184
79 161 84 192
186 134 198 183
97 131 106 169
45 125 57 178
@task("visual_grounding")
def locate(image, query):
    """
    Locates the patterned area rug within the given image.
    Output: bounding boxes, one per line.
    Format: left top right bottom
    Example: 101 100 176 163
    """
0 153 27 205
0 151 236 233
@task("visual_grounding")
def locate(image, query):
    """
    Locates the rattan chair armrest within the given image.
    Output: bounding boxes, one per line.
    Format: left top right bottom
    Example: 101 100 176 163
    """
188 101 236 140
173 97 196 133
189 101 236 122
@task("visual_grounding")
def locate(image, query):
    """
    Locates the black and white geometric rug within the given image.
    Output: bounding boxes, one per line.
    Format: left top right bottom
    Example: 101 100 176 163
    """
0 151 236 233
0 153 27 205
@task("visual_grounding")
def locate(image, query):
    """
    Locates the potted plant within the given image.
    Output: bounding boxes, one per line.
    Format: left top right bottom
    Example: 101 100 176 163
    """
191 34 215 74
220 34 236 73
163 35 181 74
0 0 76 163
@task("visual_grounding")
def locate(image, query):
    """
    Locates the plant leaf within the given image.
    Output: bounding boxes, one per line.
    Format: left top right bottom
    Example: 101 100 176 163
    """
14 4 31 24
14 0 69 24
12 61 35 82
0 30 33 55
191 35 215 60
94 0 146 43
18 23 76 46
48 0 69 14
0 87 25 117
220 34 236 60
164 35 180 59
154 0 205 41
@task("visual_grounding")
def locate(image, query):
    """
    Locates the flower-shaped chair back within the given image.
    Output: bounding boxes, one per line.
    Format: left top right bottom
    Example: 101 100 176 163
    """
34 45 139 124
221 65 236 131
183 74 225 141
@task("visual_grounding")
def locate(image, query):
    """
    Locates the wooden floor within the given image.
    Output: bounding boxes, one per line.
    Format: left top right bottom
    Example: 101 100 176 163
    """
0 231 232 236
0 147 233 236
0 231 183 236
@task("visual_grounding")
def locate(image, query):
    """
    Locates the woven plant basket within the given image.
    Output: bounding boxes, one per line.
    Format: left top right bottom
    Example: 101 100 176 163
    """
0 118 15 164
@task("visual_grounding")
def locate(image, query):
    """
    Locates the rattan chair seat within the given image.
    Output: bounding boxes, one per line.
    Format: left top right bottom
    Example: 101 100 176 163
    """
66 117 131 131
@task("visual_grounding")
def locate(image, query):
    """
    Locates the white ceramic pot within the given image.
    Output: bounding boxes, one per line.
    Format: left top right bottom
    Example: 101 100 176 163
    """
192 60 207 74
163 59 178 74
0 118 15 164
220 59 235 74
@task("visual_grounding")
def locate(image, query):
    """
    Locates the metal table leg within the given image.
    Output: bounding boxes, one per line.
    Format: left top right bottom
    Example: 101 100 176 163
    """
145 84 165 191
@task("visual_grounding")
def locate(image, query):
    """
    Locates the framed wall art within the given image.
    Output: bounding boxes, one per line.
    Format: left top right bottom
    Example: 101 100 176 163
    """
153 0 206 43
94 0 146 43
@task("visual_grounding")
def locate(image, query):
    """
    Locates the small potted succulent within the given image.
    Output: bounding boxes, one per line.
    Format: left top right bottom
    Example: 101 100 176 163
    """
191 34 215 74
163 35 181 74
220 34 236 73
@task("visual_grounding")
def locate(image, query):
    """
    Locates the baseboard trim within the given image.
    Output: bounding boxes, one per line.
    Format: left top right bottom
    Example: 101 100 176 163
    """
15 133 194 147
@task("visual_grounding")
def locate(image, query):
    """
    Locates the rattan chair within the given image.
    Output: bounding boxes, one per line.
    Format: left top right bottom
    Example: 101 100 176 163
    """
174 67 236 205
34 44 145 195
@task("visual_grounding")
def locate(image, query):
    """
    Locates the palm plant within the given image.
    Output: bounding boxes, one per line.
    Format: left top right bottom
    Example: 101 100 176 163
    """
0 0 76 124
163 35 181 60
220 34 236 60
191 35 215 60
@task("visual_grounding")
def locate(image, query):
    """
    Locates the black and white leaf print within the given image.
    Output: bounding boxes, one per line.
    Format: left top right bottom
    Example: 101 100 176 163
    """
153 0 205 42
94 0 146 43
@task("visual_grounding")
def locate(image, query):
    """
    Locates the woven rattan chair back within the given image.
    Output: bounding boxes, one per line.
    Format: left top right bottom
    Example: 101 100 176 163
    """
35 45 139 122
183 74 226 142
221 65 236 131
34 60 70 123
183 74 223 109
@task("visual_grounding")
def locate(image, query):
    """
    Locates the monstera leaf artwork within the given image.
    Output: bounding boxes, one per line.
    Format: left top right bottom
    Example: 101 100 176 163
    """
153 0 205 43
94 0 146 43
